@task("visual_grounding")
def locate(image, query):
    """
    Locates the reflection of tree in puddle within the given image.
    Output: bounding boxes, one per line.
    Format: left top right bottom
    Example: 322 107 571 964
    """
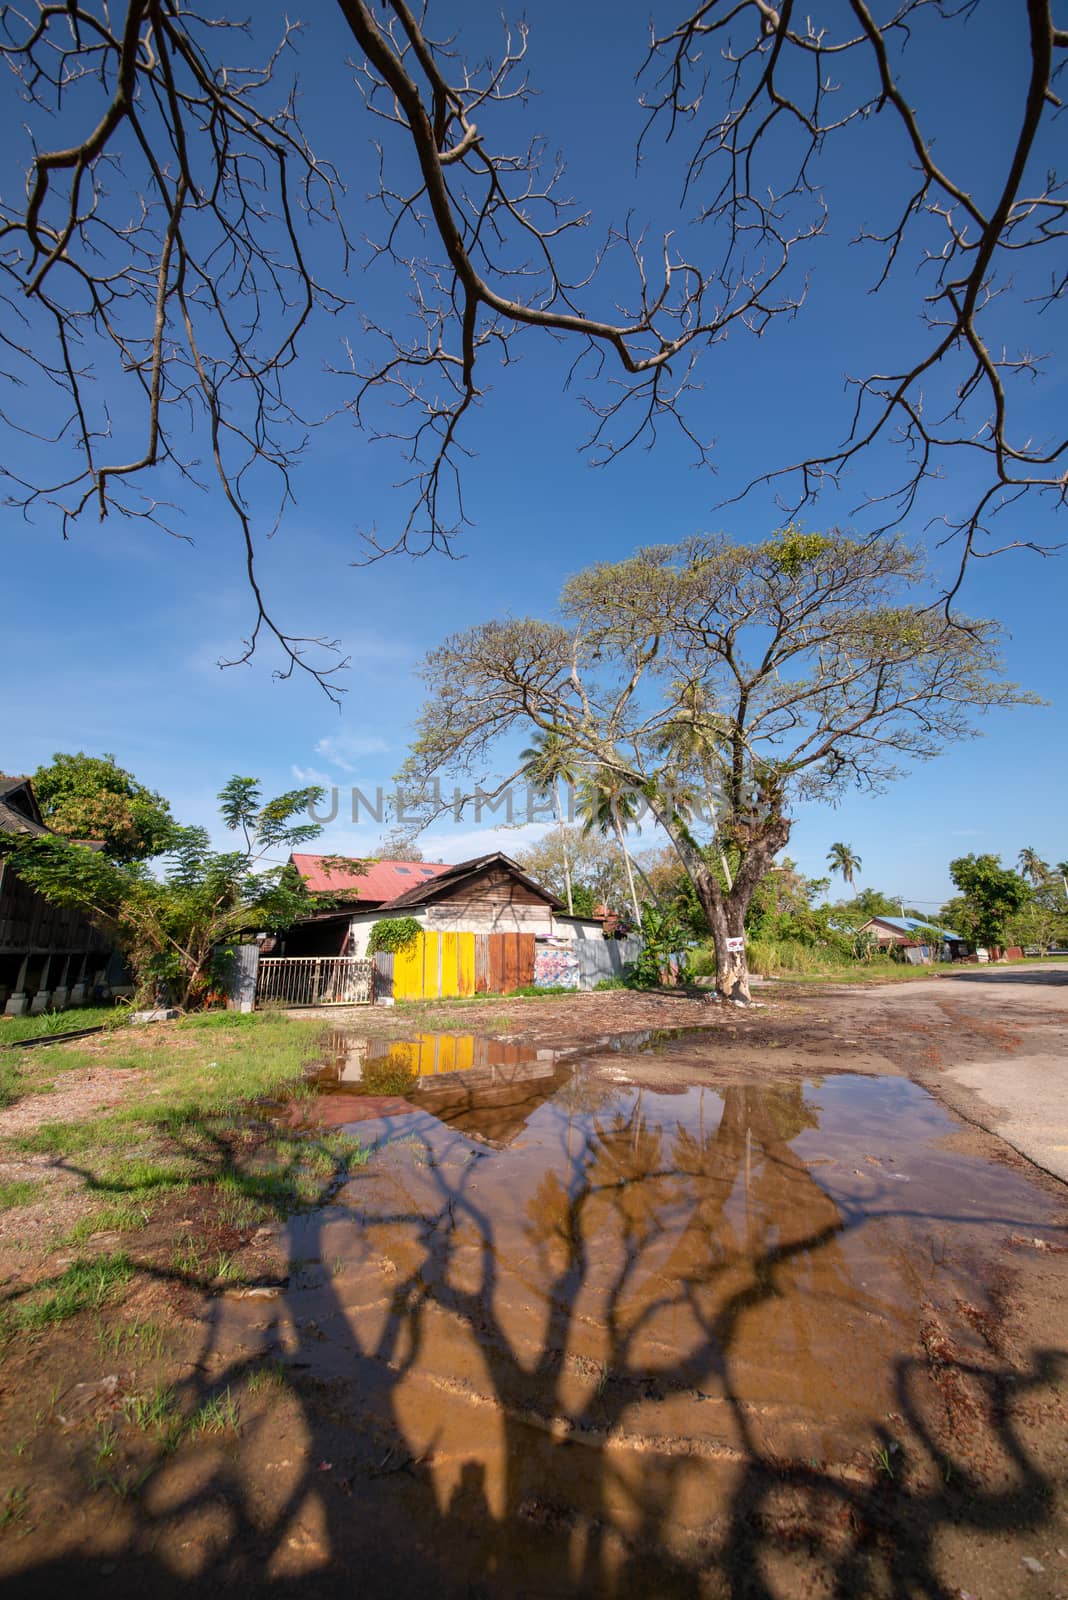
15 1074 1065 1597
359 1055 418 1098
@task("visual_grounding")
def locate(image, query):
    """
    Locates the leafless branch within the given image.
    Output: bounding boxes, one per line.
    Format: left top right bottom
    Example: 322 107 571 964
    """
641 0 1068 587
2 1 1064 694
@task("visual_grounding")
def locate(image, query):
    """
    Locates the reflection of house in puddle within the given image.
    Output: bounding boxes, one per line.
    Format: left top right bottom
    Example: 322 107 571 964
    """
313 1031 572 1147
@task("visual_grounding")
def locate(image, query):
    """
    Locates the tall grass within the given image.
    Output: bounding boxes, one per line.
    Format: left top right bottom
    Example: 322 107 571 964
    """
693 937 920 982
0 1005 124 1044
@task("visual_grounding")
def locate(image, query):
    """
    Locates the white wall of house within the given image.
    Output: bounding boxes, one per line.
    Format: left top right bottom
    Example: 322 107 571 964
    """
551 915 610 941
345 905 607 956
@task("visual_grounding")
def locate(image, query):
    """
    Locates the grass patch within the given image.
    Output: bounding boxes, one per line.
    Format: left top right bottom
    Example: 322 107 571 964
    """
2 1252 132 1338
0 1005 123 1046
0 1485 28 1530
245 1362 287 1397
0 1179 39 1212
124 1383 181 1439
96 1316 167 1362
60 1195 158 1245
188 1387 239 1437
720 938 941 985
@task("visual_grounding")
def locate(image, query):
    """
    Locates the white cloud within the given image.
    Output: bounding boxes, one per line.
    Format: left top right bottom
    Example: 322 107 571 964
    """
291 764 334 787
313 731 391 772
419 821 554 862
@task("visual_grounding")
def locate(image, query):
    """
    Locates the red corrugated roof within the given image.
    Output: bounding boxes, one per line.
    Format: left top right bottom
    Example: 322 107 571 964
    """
291 853 450 902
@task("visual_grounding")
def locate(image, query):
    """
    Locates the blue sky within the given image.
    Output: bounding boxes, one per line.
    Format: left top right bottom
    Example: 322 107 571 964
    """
2 3 1064 911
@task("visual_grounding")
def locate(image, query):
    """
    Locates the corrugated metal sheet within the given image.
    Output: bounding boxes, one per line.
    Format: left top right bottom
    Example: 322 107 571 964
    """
373 950 394 1001
291 854 448 899
869 915 961 940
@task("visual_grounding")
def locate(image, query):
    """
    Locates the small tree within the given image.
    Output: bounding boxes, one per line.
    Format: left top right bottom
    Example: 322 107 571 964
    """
948 855 1032 954
514 827 635 919
32 752 174 862
4 777 348 1008
373 825 426 862
404 529 1035 1001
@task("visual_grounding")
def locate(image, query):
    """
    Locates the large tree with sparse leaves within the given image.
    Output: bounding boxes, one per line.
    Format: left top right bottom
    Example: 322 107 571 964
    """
403 529 1035 1001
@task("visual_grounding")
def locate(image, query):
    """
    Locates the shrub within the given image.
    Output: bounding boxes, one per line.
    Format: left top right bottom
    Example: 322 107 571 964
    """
367 917 423 956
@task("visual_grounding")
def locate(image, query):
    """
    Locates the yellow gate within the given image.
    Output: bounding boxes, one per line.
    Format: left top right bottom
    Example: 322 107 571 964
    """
392 932 477 1000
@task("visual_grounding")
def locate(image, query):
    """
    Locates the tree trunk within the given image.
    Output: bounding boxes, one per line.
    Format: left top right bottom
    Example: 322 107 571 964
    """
706 895 751 1002
554 779 574 916
613 814 642 926
654 800 791 1004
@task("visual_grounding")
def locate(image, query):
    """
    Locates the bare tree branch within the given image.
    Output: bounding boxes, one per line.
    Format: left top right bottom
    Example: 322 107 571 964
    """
1 2 1063 696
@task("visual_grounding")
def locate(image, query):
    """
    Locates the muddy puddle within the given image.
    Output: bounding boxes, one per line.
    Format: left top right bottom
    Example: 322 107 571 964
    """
208 1047 1068 1595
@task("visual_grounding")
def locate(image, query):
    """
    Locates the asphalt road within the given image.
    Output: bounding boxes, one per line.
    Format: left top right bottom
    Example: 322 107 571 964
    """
851 962 1068 1183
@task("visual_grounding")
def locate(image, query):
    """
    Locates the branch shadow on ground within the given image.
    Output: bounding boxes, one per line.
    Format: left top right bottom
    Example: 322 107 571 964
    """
5 1079 1066 1598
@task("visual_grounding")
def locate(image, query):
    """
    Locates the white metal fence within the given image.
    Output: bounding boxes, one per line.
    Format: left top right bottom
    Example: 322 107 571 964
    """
256 955 374 1007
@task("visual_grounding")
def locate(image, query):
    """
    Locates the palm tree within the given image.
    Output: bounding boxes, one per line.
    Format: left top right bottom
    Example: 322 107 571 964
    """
827 842 862 889
1017 846 1049 885
520 730 580 915
654 682 735 891
577 768 644 925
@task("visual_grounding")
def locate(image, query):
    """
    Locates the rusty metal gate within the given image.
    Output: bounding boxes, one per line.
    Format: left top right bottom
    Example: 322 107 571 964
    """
255 955 373 1007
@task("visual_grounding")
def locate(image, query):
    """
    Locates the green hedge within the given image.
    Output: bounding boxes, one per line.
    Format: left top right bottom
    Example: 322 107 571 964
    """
367 916 423 956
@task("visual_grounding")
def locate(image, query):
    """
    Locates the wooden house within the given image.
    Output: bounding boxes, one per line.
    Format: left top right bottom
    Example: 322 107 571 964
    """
858 914 968 963
0 775 114 1014
283 850 610 957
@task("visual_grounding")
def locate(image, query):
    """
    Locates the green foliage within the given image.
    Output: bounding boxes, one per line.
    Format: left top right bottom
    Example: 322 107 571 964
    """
32 752 174 861
827 887 925 926
407 528 1034 999
0 1004 123 1046
948 854 1031 949
1006 880 1068 955
4 776 333 1008
769 525 833 578
367 916 423 955
515 826 633 918
625 904 693 987
826 841 862 886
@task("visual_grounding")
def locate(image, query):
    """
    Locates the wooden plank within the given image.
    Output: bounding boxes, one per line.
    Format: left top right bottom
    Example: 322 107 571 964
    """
519 932 535 987
440 932 459 998
457 932 476 997
423 931 441 999
489 934 504 994
474 934 491 993
502 933 518 993
393 938 422 1000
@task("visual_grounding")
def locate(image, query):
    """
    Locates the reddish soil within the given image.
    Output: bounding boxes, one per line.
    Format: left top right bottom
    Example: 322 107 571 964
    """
0 971 1066 1598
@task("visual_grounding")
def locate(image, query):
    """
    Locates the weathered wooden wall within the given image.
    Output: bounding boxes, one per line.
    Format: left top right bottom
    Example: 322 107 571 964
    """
392 931 535 1000
0 863 109 956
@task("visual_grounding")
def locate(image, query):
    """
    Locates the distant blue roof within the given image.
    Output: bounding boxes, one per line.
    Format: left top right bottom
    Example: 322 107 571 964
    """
872 915 961 941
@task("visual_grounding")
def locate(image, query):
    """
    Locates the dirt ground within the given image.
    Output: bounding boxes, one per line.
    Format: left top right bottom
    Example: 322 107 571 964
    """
1 967 1066 1598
